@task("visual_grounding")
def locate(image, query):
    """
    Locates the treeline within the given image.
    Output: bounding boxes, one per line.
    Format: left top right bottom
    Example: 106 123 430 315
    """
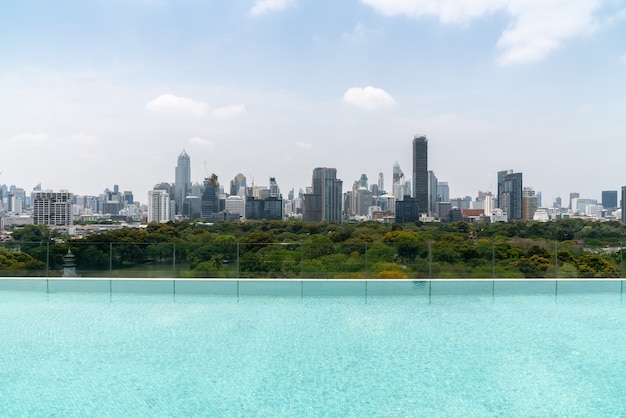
3 218 626 278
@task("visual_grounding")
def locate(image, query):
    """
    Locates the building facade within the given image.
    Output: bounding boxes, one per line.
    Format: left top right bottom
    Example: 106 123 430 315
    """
303 167 343 222
412 135 429 215
147 189 172 223
497 170 523 221
174 150 191 215
33 190 73 226
201 174 220 221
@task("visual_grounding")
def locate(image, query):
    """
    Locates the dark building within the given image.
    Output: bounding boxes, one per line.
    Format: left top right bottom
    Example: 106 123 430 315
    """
621 186 626 223
245 196 283 220
602 190 618 210
497 170 523 221
201 174 219 221
412 135 429 215
395 196 422 223
303 167 343 222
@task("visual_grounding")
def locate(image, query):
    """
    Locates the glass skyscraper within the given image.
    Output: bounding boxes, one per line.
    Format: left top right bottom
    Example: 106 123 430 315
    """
174 150 191 215
412 135 429 215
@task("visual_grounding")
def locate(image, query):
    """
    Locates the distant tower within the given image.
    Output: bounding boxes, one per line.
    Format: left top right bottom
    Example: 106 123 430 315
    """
377 171 384 193
230 173 247 196
303 167 343 222
569 192 579 210
359 174 368 189
412 135 429 214
621 187 626 223
201 174 220 221
497 170 523 221
175 150 191 215
392 161 403 185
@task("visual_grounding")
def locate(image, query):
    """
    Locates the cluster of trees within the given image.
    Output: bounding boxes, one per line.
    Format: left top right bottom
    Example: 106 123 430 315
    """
2 219 625 278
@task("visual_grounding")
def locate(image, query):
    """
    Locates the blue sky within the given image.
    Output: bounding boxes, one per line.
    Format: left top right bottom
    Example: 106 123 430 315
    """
1 0 625 206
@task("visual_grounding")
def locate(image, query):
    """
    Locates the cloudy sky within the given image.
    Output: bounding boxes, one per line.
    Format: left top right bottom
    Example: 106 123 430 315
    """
1 0 625 206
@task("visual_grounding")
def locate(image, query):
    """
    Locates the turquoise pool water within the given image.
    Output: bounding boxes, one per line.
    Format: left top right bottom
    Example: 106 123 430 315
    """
1 279 625 417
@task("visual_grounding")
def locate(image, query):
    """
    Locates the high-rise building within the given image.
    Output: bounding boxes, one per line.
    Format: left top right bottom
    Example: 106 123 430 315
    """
33 190 73 226
412 135 428 215
377 171 384 193
174 150 191 215
303 167 342 222
428 170 437 216
201 174 219 221
569 192 580 210
621 186 626 223
497 170 523 221
230 173 247 196
437 182 449 203
522 187 538 221
147 189 172 223
602 190 618 210
392 161 403 185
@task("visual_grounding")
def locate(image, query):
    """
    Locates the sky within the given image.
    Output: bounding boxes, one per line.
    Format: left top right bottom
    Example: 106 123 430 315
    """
1 0 625 206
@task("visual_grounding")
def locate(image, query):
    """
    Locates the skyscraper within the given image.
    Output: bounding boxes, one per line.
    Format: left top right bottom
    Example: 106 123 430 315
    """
303 167 343 222
497 170 523 221
412 135 428 215
602 190 618 210
174 150 191 215
201 174 219 221
230 173 247 196
621 186 626 223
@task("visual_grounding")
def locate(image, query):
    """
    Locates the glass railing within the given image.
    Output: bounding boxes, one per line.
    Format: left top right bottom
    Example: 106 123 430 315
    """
0 278 623 303
1 241 624 279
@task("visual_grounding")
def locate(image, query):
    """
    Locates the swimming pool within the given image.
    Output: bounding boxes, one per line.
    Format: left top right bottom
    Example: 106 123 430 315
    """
1 279 625 417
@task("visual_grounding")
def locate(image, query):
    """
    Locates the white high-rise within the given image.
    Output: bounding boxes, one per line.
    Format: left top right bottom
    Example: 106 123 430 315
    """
148 189 172 223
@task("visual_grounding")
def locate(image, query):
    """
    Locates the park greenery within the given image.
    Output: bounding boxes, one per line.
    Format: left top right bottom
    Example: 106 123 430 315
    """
2 218 626 278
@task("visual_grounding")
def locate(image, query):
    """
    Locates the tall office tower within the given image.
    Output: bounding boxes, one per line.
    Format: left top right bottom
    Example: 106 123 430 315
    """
377 171 384 193
230 173 247 196
522 187 538 221
621 186 626 223
569 192 579 210
147 189 172 223
358 174 368 189
412 135 429 214
392 161 403 185
174 150 191 215
437 182 450 203
201 174 220 221
497 170 523 221
269 177 281 198
554 196 562 209
303 167 343 222
602 190 618 210
428 171 438 216
33 190 73 226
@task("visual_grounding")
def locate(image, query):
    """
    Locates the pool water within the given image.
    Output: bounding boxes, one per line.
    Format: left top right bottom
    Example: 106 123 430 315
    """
1 280 625 417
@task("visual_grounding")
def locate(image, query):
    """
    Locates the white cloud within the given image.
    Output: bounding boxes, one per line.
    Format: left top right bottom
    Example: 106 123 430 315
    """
69 132 99 145
343 86 396 110
341 23 379 42
188 137 214 148
496 0 600 65
145 94 210 118
250 0 293 16
296 142 312 149
7 133 49 144
212 104 246 118
361 0 605 65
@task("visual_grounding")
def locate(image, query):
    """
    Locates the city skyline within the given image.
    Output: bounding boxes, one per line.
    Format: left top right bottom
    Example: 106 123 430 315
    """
1 1 625 204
